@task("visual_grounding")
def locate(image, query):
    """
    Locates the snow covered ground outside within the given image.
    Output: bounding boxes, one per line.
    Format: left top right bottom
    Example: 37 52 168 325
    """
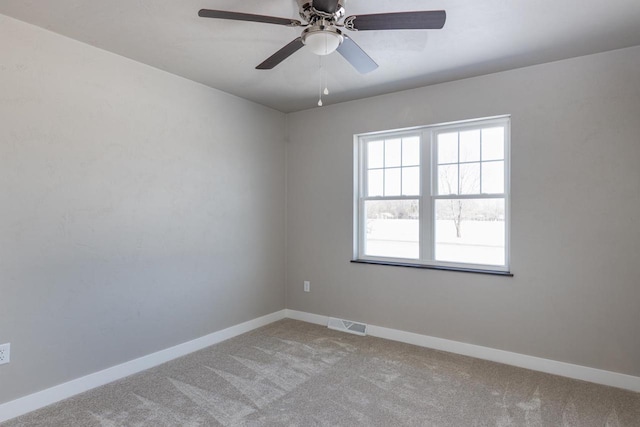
365 219 505 265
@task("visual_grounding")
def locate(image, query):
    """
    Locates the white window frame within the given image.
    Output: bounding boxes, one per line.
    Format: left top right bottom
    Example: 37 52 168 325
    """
353 115 511 274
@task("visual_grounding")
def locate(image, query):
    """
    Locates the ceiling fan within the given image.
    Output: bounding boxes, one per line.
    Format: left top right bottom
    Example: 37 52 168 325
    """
198 0 446 74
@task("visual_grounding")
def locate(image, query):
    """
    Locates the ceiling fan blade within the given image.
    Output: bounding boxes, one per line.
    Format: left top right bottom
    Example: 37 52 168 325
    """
337 36 378 74
312 0 340 14
345 10 446 31
256 38 305 70
198 9 302 27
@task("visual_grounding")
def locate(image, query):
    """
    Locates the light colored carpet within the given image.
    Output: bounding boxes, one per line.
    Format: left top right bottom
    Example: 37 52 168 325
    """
4 319 640 426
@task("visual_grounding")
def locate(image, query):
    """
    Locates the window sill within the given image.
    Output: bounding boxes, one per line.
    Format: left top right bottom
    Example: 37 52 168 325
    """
350 259 513 277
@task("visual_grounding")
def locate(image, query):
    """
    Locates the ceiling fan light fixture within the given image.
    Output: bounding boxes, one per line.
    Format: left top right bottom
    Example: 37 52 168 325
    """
302 26 343 56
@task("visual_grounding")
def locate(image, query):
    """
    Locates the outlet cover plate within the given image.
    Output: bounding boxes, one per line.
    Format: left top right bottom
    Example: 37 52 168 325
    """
304 281 310 292
0 343 10 365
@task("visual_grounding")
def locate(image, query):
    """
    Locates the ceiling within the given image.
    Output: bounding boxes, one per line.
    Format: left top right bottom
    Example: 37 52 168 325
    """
2 0 640 112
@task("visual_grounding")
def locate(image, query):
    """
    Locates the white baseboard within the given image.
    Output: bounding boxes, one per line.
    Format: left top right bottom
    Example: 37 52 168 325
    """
0 309 286 423
285 309 640 393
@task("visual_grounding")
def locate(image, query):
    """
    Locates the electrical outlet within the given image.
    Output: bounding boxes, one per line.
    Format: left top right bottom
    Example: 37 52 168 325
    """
0 343 10 365
304 281 310 292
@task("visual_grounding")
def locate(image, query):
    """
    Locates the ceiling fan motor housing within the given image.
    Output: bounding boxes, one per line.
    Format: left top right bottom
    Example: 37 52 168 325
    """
297 0 345 23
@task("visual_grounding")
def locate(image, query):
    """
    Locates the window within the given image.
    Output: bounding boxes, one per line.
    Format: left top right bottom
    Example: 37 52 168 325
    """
354 116 510 273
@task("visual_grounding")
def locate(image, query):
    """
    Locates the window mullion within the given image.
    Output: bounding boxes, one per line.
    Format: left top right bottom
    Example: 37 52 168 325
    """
504 122 511 271
362 140 367 197
382 140 386 196
422 129 433 262
357 140 366 258
356 194 362 258
479 127 483 194
457 131 461 195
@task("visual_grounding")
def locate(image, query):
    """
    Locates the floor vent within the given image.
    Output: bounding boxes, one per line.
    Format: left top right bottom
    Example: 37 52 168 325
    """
327 317 368 336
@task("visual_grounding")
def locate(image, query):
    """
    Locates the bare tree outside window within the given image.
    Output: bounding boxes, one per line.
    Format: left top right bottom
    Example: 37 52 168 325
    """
437 164 480 238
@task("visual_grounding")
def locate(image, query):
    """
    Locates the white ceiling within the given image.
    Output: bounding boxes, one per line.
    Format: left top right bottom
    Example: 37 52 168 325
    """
2 0 640 112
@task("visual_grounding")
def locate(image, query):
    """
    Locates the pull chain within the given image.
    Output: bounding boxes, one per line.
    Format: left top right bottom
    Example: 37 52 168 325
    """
323 61 329 96
317 56 330 107
318 56 323 106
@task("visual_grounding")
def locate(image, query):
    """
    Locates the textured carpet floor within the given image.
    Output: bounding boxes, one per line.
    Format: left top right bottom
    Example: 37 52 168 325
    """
4 319 640 426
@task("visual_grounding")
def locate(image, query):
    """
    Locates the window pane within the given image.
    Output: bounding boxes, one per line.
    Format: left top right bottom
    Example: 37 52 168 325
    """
460 130 480 162
402 166 420 196
402 137 420 166
365 200 419 259
435 198 505 266
368 140 384 169
437 164 458 195
384 168 401 196
459 162 480 194
367 169 383 197
385 139 402 167
437 132 458 164
482 161 505 194
482 127 504 161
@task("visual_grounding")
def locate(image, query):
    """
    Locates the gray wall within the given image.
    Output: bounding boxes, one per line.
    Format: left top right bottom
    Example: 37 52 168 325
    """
0 15 286 404
286 46 640 377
